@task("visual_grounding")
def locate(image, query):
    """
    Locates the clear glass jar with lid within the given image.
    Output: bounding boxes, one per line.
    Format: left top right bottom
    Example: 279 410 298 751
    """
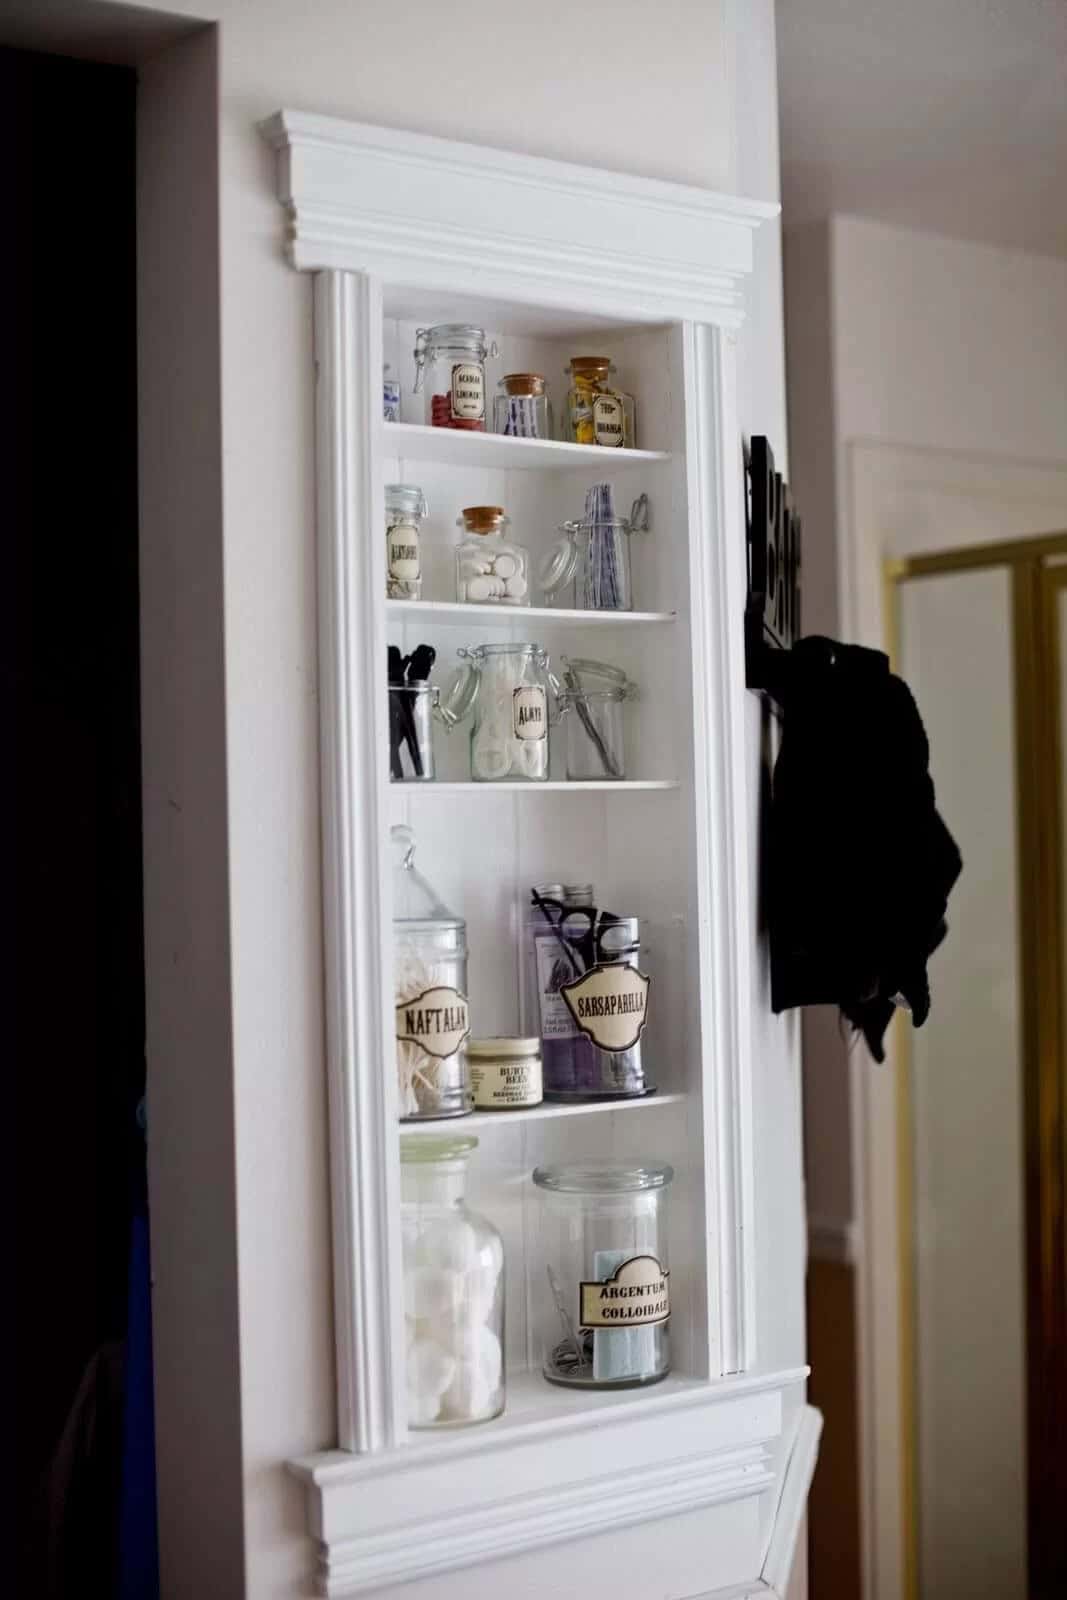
562 357 635 448
385 483 427 600
558 656 637 780
413 324 498 431
532 1158 673 1389
455 505 530 606
493 373 553 439
541 488 650 612
392 825 472 1120
442 643 557 782
402 1134 505 1428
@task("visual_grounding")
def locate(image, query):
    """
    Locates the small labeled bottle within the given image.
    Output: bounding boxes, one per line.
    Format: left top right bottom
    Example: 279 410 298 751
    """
413 324 498 431
563 357 635 449
468 1038 543 1110
385 484 427 600
455 506 530 606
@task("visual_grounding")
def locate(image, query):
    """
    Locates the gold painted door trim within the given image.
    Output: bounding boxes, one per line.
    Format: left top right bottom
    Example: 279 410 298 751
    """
884 532 1067 1600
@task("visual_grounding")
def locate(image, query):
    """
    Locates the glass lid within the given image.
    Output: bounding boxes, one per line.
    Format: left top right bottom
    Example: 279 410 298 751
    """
390 824 464 930
400 1133 479 1165
533 1159 674 1193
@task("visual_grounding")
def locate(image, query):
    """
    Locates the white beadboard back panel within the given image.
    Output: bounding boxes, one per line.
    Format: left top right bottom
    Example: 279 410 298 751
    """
262 111 777 328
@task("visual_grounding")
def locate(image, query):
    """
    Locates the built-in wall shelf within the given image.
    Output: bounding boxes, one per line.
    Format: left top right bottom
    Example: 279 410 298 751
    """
417 1090 686 1134
395 779 680 794
386 599 677 627
384 421 672 472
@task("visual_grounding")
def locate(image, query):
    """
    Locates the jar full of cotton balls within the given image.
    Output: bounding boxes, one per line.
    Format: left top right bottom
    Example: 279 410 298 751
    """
401 1134 505 1429
441 642 557 782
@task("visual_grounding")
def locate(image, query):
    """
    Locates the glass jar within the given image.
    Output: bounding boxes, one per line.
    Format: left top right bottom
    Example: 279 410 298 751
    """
401 1134 505 1427
525 885 653 1099
383 363 401 423
532 1159 673 1389
392 825 472 1120
468 1037 543 1110
493 373 552 440
541 487 649 612
558 657 636 781
442 643 556 782
389 683 445 781
455 506 530 606
385 483 427 600
413 324 498 431
562 357 635 449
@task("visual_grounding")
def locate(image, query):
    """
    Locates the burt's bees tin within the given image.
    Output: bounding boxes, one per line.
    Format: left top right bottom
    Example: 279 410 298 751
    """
468 1038 543 1110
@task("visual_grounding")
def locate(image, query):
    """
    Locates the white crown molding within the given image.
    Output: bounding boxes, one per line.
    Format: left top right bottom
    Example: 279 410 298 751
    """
260 110 778 328
290 1368 809 1596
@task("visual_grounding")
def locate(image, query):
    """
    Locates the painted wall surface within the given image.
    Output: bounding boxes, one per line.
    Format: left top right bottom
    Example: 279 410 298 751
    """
129 0 798 1593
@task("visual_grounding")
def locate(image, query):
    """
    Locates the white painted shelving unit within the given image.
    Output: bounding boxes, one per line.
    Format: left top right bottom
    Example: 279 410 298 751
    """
262 109 817 1600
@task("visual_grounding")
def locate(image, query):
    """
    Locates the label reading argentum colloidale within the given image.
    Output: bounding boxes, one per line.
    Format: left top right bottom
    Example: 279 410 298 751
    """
560 961 650 1052
580 1254 670 1327
395 986 471 1060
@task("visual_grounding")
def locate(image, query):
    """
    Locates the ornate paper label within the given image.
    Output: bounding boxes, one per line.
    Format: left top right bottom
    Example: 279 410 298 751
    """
513 685 548 741
560 962 650 1052
592 392 625 447
580 1254 670 1327
395 986 471 1061
387 519 421 581
451 362 485 420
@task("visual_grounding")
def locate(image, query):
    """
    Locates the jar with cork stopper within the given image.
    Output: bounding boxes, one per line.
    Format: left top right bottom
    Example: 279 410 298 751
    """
562 357 635 449
455 506 530 606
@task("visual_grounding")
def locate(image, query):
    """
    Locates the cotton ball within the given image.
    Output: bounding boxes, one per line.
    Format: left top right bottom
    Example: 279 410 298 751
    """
439 1359 495 1423
407 1336 456 1401
452 1324 502 1391
405 1264 462 1321
416 1217 478 1273
407 1386 443 1427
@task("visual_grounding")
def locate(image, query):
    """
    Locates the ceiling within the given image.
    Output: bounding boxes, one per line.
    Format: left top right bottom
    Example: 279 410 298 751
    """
777 0 1067 258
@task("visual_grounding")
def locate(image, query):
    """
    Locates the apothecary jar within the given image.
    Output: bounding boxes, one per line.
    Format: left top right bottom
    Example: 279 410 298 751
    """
402 1134 505 1428
413 324 498 431
532 1159 673 1390
442 643 556 782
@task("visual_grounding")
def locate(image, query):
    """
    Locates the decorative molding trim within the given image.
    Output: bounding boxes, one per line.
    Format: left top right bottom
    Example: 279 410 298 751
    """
314 272 407 1452
291 1370 806 1596
261 111 778 327
808 1213 860 1267
760 1404 823 1597
684 323 758 1372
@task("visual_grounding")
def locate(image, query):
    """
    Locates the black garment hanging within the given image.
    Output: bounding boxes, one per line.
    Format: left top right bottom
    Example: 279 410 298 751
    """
768 636 962 1061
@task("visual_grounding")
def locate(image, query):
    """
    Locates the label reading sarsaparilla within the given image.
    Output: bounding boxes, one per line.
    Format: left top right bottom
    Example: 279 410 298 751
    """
560 961 650 1052
451 362 485 421
395 986 471 1061
471 1055 542 1109
386 518 421 581
580 1254 670 1327
513 685 548 741
592 392 625 447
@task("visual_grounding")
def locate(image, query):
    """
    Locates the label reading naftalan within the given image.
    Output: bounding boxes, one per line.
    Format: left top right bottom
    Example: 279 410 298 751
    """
395 986 471 1060
387 518 421 581
561 962 650 1052
451 362 485 420
471 1055 542 1109
580 1254 670 1327
513 686 547 741
592 393 625 447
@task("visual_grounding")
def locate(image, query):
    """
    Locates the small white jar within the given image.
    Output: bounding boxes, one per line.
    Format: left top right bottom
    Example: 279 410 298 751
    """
469 1038 543 1110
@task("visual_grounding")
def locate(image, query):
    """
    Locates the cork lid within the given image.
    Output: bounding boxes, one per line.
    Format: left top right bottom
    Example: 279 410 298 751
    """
568 356 614 376
459 505 508 534
500 372 546 396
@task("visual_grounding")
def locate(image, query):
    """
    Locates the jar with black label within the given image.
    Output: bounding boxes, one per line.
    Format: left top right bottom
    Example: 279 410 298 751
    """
392 825 472 1120
532 1159 673 1388
413 324 498 431
385 483 427 600
562 357 635 449
468 1038 543 1110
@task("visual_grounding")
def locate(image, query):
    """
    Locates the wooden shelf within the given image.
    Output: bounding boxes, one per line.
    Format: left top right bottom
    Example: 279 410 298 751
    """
386 600 677 626
383 421 671 472
451 1091 685 1132
396 780 679 793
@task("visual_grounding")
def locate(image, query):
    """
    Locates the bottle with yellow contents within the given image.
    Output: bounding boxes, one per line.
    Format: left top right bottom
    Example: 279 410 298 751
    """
562 357 635 449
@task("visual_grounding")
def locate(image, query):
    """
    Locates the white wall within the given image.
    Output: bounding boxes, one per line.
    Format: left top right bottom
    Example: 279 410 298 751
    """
133 2 798 1594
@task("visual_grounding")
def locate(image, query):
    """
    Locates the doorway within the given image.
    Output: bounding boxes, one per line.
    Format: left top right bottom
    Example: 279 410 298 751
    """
886 532 1067 1600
